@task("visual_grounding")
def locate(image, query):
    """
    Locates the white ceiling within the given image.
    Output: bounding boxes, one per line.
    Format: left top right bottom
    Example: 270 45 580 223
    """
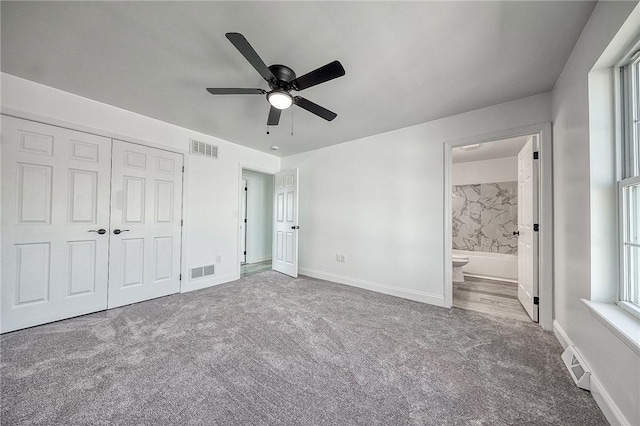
1 1 595 157
452 135 529 163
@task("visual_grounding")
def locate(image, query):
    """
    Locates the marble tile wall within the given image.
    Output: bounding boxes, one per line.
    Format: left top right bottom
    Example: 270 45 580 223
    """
452 182 518 255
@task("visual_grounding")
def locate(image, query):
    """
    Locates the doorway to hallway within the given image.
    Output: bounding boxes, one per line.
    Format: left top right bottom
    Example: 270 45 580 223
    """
240 169 274 277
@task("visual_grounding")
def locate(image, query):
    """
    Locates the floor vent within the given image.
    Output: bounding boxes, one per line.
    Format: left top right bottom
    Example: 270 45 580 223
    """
561 345 591 390
191 264 215 280
190 139 218 159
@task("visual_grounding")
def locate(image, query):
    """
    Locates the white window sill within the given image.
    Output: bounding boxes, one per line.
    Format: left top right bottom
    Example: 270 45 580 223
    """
582 299 640 356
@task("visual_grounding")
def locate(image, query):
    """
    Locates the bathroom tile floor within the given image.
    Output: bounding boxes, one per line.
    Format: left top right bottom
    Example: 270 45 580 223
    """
453 276 531 322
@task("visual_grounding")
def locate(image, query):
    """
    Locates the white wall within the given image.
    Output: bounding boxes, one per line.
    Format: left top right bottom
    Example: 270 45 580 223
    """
282 92 551 306
452 156 517 185
242 169 273 264
1 73 281 292
551 2 640 424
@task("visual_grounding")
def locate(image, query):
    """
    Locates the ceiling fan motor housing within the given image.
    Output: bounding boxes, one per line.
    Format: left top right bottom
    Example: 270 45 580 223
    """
267 65 296 108
268 64 297 91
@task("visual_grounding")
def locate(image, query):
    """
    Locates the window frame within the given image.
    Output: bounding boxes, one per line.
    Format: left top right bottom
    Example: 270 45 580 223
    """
618 48 640 320
619 177 640 319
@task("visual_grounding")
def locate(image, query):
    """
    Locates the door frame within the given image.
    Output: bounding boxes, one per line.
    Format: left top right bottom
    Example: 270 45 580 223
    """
0 109 189 294
443 122 553 330
237 164 279 278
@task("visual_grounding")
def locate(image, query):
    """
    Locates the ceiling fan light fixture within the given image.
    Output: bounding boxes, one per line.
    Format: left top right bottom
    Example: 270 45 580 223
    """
268 91 293 110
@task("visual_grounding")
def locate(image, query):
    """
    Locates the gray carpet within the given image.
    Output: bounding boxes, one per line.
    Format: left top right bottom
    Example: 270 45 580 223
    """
1 271 606 425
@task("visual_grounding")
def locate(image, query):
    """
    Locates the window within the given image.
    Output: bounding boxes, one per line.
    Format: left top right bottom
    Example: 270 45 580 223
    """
619 49 640 319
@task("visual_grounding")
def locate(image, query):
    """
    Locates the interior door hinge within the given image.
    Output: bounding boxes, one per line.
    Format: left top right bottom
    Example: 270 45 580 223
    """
244 251 247 255
533 151 539 160
244 218 247 223
181 219 183 226
533 223 539 232
244 187 247 191
182 166 185 172
533 296 539 305
179 273 182 281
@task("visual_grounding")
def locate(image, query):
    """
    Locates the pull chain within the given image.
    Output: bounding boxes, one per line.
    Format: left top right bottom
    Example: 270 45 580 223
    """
266 124 270 135
291 108 294 136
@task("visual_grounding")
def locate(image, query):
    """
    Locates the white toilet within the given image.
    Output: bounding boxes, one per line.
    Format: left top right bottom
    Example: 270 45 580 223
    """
452 255 470 283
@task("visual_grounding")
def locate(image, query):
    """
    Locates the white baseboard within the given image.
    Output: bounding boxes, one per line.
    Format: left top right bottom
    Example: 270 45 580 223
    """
553 319 571 349
590 375 628 426
553 320 630 426
180 272 239 293
299 268 445 307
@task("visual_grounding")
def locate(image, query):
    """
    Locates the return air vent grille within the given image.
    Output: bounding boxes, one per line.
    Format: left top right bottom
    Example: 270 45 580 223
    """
190 139 218 159
191 264 215 280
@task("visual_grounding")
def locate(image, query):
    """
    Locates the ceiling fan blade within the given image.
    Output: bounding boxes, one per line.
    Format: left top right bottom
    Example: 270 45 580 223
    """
207 88 266 95
226 32 275 82
267 106 282 126
294 97 337 121
292 60 345 91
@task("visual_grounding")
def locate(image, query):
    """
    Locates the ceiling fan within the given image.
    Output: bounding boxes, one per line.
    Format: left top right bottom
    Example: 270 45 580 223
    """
207 32 345 126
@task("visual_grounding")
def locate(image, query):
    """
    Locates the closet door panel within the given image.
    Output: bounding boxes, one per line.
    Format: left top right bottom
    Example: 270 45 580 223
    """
1 116 111 333
107 140 183 309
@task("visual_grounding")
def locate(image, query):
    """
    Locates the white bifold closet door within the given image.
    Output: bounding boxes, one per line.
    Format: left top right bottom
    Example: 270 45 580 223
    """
1 116 112 333
107 140 183 309
1 118 184 333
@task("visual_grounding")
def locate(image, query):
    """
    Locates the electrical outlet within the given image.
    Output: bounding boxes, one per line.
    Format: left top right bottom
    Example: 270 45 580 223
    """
336 254 346 263
336 254 340 262
340 254 346 263
216 255 222 263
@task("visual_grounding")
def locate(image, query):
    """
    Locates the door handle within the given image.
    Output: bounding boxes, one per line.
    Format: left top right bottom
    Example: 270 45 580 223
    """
88 229 106 235
113 229 130 235
513 231 520 236
291 226 300 230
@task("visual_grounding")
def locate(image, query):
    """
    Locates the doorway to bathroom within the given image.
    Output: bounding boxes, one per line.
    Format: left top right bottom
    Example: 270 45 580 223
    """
443 123 553 330
451 136 529 322
240 169 274 277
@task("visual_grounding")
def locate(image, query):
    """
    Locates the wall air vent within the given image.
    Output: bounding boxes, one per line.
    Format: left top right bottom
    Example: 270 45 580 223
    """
191 264 215 280
190 139 218 159
203 265 215 276
561 346 591 390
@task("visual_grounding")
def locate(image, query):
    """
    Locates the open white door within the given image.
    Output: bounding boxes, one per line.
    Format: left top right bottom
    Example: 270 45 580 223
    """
241 179 248 264
517 136 539 322
107 140 184 309
273 169 299 277
1 116 111 332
